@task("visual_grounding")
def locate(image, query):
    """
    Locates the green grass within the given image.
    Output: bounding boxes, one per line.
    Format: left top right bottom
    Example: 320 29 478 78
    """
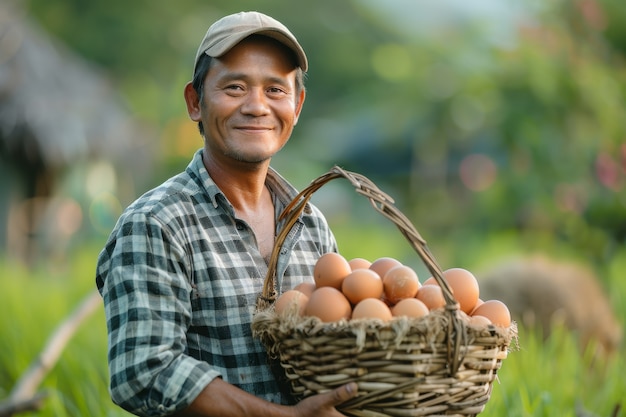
484 325 624 417
1 237 624 416
0 242 132 417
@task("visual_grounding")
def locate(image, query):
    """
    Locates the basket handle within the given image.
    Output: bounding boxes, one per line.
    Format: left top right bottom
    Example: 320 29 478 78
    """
257 165 466 375
258 166 457 310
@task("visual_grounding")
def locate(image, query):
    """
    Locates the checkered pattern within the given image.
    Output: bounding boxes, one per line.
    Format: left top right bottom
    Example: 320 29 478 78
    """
96 149 336 416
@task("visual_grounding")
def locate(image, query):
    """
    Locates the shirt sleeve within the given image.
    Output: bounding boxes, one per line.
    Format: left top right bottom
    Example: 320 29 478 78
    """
96 210 220 417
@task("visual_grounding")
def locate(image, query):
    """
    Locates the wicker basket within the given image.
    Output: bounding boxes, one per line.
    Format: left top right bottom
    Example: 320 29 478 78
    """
252 166 518 417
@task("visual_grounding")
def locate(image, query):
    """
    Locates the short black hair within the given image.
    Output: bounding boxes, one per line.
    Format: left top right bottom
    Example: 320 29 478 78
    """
191 54 213 136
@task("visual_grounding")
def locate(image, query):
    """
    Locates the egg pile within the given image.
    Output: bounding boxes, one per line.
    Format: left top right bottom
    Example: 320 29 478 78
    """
275 253 512 328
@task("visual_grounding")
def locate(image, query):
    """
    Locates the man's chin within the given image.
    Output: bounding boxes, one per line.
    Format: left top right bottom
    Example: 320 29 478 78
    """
227 152 274 166
227 147 281 165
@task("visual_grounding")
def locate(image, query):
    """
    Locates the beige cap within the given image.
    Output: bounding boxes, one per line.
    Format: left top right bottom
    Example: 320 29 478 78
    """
193 11 308 75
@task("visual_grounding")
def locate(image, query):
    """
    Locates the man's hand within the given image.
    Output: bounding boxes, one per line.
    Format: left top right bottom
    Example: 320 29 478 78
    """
293 382 358 417
176 378 358 417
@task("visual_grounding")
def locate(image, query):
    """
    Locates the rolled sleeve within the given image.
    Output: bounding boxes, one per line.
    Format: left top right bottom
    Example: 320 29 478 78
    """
98 212 219 416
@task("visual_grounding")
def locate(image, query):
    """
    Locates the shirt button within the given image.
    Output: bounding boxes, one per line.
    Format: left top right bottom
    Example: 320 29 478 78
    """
236 222 244 231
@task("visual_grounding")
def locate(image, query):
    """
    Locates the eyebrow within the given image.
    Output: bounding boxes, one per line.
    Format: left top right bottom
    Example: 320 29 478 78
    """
219 72 293 88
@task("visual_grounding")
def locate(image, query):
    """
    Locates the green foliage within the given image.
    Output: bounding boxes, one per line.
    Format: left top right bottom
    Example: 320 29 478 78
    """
485 326 624 417
0 243 132 417
22 0 626 267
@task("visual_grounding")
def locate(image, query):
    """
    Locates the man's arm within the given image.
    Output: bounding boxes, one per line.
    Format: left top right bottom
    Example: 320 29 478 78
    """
177 378 357 417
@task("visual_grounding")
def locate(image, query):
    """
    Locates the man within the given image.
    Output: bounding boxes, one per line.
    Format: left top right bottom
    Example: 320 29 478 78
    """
96 11 357 417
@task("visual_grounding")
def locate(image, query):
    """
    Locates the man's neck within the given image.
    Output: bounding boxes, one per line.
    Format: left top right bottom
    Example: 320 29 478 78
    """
202 150 270 212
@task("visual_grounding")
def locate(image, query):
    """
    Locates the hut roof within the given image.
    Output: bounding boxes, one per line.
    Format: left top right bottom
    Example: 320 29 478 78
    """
0 4 152 168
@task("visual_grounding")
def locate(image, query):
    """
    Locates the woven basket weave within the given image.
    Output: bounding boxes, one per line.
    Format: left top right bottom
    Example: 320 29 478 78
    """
252 166 517 417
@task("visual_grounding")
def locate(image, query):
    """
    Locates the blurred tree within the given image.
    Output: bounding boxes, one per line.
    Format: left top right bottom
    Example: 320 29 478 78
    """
22 0 626 269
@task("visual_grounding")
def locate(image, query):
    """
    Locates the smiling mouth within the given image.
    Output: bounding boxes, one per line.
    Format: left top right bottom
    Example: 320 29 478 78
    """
237 125 272 130
236 126 273 135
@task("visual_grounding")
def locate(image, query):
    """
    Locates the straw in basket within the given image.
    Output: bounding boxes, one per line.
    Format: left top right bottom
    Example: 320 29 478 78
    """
252 166 518 417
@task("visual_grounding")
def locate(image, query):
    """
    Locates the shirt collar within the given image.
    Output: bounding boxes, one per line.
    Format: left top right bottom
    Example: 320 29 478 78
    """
187 149 311 214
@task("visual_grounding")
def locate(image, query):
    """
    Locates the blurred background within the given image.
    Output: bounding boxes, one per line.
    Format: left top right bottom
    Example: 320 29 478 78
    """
1 0 625 416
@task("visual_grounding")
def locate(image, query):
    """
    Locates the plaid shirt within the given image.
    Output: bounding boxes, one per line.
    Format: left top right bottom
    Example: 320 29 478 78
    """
96 149 336 416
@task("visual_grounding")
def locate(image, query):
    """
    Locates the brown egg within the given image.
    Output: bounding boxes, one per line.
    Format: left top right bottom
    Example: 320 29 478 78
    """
391 298 429 318
442 268 480 314
351 298 393 321
293 281 316 298
275 290 309 317
341 269 383 305
470 298 485 315
305 287 352 322
369 257 403 280
416 285 446 311
468 314 492 327
471 299 511 327
422 276 438 286
314 252 352 289
383 265 420 304
349 257 372 271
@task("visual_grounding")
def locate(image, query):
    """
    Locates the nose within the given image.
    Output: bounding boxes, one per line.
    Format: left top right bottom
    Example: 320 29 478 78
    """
241 88 270 116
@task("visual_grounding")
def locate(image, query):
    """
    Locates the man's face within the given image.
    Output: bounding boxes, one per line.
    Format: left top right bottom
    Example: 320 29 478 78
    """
195 36 305 166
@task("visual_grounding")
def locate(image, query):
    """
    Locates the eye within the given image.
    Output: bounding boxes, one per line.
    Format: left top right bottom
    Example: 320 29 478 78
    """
224 84 245 96
267 86 288 97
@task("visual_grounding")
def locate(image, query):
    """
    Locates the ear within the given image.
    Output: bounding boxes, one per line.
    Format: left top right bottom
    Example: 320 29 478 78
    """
293 89 306 125
184 82 202 122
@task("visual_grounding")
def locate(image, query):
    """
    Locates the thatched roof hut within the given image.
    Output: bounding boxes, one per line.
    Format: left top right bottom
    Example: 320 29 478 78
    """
0 4 154 263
